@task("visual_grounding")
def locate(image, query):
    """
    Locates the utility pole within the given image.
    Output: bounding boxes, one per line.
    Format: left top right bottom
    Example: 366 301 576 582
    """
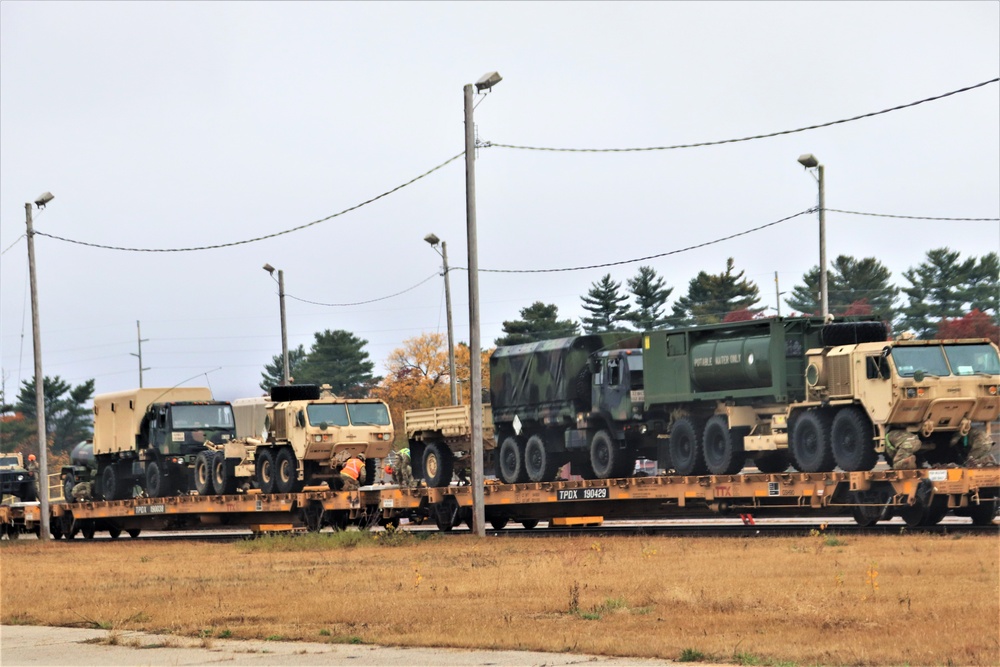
797 154 828 318
131 320 150 387
263 264 290 385
774 272 781 318
25 195 53 541
424 234 458 406
465 82 485 537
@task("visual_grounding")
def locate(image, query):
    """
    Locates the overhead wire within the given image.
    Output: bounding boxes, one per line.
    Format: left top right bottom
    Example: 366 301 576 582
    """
824 209 999 222
488 78 999 153
284 271 440 307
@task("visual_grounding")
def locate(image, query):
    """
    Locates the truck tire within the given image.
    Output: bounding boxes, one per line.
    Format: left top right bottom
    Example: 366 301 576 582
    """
194 451 215 496
423 442 455 488
830 407 878 472
101 464 119 501
703 417 747 476
525 434 560 483
275 447 301 494
212 452 238 495
670 417 708 476
364 457 377 486
63 472 76 502
790 411 835 473
256 449 276 494
146 461 172 498
498 436 527 484
589 430 631 480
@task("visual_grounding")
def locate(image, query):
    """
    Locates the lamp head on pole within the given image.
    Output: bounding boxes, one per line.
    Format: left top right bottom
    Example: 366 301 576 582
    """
34 192 54 209
797 154 819 169
423 233 440 247
475 71 502 93
262 263 275 275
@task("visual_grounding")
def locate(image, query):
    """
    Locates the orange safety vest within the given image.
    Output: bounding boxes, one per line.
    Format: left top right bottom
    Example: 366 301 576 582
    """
341 458 364 481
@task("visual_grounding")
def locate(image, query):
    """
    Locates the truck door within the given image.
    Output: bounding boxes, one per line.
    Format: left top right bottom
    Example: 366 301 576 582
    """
594 355 630 422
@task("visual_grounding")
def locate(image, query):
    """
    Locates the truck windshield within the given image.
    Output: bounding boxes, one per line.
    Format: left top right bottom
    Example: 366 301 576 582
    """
943 343 1000 376
171 405 235 430
348 403 391 426
0 455 21 468
891 346 950 377
307 404 349 427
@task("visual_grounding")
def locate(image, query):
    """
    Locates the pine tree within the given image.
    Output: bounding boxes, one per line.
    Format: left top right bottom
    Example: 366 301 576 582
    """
670 257 762 326
495 302 579 346
293 330 380 397
898 248 993 338
624 266 673 331
259 344 308 392
580 274 631 333
786 255 898 320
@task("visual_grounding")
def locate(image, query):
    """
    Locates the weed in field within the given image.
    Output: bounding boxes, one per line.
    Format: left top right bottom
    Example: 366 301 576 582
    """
679 647 705 662
218 629 232 639
265 634 285 641
568 581 580 615
412 563 423 588
319 628 331 636
734 651 761 665
863 561 880 600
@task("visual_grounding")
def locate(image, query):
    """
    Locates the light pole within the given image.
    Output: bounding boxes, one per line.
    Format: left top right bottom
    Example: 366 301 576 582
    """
131 320 150 387
797 154 828 318
263 264 290 385
424 233 458 406
25 191 53 541
465 70 501 537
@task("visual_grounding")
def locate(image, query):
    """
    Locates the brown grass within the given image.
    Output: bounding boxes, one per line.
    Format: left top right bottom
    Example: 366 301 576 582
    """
1 529 998 666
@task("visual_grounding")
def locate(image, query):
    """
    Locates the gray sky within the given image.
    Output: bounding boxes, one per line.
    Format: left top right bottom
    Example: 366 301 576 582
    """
2 1 998 403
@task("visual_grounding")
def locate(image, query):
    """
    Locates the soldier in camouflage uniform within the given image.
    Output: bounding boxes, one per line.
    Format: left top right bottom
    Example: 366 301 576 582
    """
952 428 996 467
392 448 415 488
71 480 93 502
884 430 921 469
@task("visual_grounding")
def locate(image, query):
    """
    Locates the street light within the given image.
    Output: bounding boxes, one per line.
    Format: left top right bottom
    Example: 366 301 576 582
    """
263 263 290 385
424 233 458 406
25 191 53 541
465 70 501 537
797 153 828 319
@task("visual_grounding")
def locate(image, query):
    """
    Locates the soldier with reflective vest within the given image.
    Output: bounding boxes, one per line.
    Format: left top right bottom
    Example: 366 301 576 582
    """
340 454 365 491
393 447 414 488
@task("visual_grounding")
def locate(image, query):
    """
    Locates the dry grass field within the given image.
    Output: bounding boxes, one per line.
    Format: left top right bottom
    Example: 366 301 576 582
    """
1 529 998 666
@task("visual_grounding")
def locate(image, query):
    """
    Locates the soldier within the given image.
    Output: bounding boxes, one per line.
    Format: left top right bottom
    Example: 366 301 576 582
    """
884 430 920 469
953 428 997 467
339 454 365 491
393 448 415 488
26 454 40 498
71 480 93 502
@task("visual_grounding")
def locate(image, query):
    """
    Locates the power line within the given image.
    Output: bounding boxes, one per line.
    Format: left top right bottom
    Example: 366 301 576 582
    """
33 152 464 252
488 78 999 153
826 208 999 222
285 271 440 307
470 209 816 274
1 234 25 256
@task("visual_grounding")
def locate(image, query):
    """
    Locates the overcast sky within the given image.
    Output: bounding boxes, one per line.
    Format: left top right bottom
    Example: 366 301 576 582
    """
1 1 998 403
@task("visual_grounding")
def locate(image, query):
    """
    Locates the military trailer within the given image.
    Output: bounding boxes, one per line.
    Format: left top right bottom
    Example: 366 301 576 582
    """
198 384 394 495
404 404 496 487
489 333 655 483
642 317 1000 475
90 387 236 500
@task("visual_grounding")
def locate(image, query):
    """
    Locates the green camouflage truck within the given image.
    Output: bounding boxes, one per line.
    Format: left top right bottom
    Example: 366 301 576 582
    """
489 333 654 483
642 317 1000 475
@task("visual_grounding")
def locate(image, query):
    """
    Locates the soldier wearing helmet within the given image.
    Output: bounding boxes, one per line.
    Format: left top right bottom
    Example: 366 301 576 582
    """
339 454 366 491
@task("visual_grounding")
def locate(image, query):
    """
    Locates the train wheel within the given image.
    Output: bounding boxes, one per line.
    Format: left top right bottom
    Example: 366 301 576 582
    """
127 528 141 539
498 436 527 484
520 519 539 530
101 464 121 501
669 417 707 476
302 501 325 532
434 495 460 532
256 449 276 494
525 434 560 482
831 407 877 472
790 411 835 473
108 525 122 539
211 452 238 495
489 516 509 530
193 451 215 495
81 522 96 540
968 499 998 526
423 442 455 487
274 447 300 494
703 417 747 476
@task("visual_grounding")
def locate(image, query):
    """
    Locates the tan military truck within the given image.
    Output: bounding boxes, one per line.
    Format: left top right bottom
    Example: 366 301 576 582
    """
90 387 236 500
404 405 495 487
198 384 394 495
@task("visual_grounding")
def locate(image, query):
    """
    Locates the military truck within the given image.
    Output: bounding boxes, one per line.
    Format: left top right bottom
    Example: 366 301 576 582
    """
489 333 655 484
90 387 236 500
642 317 1000 475
197 384 394 495
0 453 36 502
404 405 495 487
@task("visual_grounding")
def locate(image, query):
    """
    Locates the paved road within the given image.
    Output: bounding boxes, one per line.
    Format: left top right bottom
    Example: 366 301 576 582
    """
0 625 697 666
